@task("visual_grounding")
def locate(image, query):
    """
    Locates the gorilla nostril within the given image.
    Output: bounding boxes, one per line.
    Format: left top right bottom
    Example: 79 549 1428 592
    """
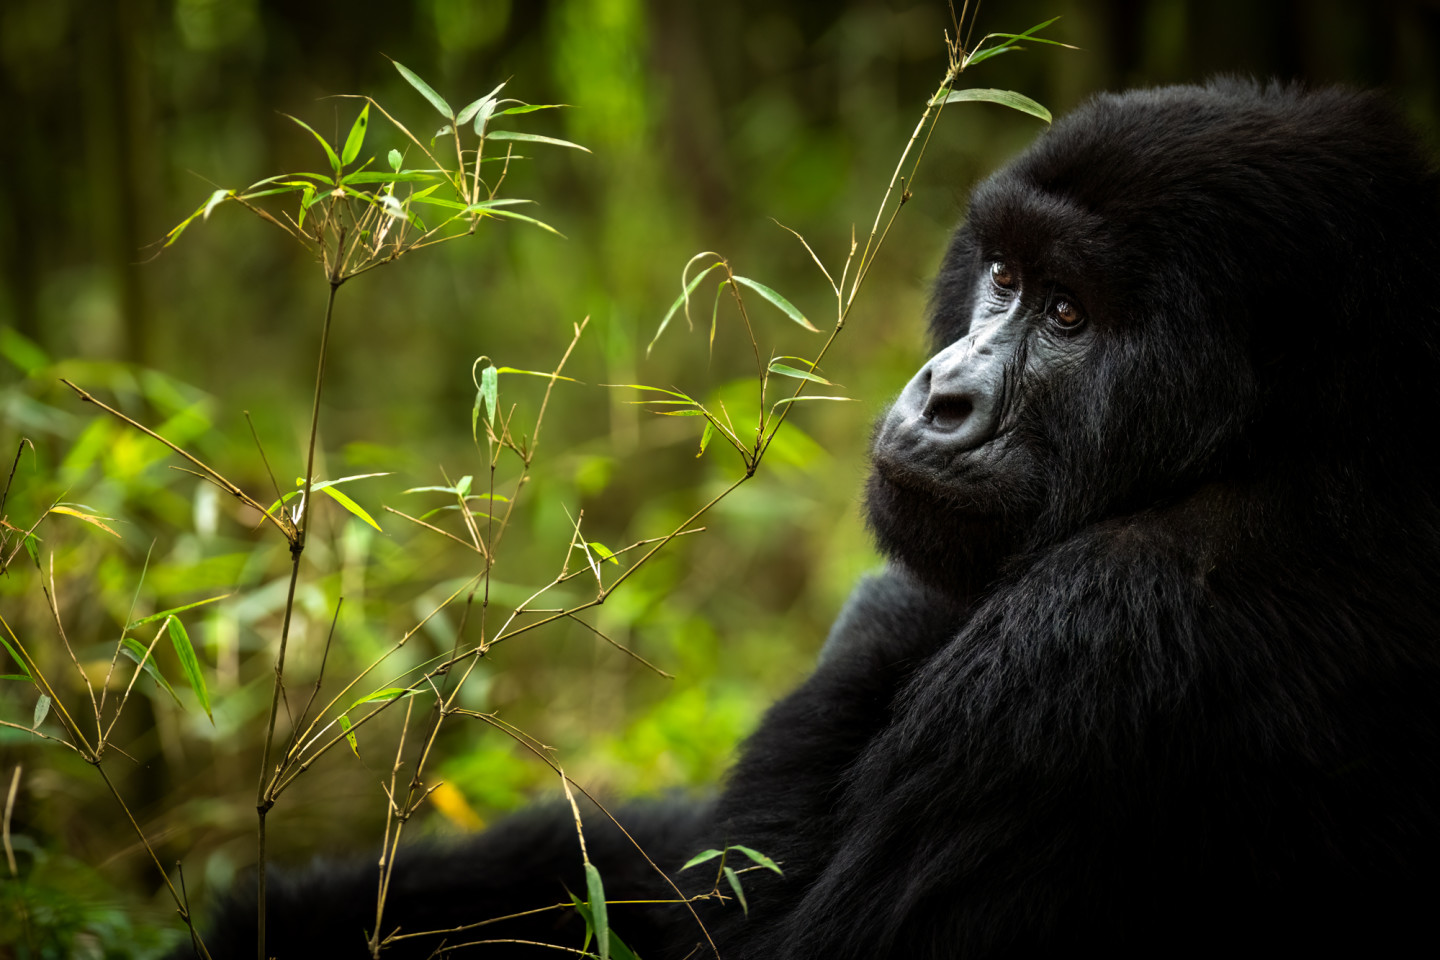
923 395 973 431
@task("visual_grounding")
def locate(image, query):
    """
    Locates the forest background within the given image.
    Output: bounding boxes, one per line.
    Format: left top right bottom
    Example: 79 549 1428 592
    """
3 0 1439 956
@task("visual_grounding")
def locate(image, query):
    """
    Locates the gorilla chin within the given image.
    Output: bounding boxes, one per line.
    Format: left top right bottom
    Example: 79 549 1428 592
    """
177 80 1440 960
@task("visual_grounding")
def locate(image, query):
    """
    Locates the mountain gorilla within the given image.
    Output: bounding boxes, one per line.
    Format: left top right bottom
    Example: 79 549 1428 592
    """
183 82 1440 959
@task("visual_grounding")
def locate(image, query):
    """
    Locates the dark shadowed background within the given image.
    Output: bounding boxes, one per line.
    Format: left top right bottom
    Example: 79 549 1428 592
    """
3 0 1438 954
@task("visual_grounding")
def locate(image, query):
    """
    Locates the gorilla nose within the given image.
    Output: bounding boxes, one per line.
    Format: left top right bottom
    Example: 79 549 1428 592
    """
922 394 975 432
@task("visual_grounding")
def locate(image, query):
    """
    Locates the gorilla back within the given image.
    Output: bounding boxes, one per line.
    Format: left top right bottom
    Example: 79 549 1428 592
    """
182 83 1440 959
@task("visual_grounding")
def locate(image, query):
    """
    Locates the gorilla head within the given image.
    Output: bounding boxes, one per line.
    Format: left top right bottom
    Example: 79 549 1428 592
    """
867 82 1440 594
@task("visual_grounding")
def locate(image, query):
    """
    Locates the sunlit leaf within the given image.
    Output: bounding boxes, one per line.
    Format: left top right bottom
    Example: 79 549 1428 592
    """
486 130 591 153
392 60 452 117
733 277 818 332
49 504 120 538
320 485 383 532
284 114 342 174
340 171 437 184
937 88 1051 123
32 694 50 729
727 844 783 874
201 188 230 221
388 148 403 172
339 714 359 756
341 102 369 166
698 420 714 458
768 361 833 386
494 103 566 117
649 261 723 355
681 848 724 871
346 687 417 710
167 617 212 722
470 205 565 236
480 363 498 428
588 541 620 565
127 594 232 631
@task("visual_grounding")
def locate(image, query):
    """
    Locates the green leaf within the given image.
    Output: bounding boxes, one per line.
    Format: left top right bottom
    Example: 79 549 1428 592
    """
698 419 714 458
340 171 437 184
727 844 783 874
470 206 565 237
0 634 32 681
345 687 416 711
770 395 857 411
681 849 724 871
494 103 566 117
393 60 452 117
493 366 579 382
167 617 212 722
320 485 383 532
0 675 32 683
388 148 403 172
119 637 181 706
733 277 819 332
32 693 50 729
22 534 40 569
486 130 591 153
723 865 749 914
649 262 723 355
584 861 610 960
587 541 620 565
767 361 832 386
284 114 342 175
265 473 391 517
201 188 230 221
341 102 369 166
937 88 1051 124
126 593 232 632
339 714 359 756
480 363 498 428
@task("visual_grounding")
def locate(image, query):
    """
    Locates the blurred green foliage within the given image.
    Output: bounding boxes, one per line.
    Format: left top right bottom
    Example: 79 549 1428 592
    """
2 0 1439 955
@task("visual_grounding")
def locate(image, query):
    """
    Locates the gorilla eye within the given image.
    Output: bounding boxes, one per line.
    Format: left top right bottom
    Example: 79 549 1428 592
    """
1048 297 1085 330
989 261 1018 290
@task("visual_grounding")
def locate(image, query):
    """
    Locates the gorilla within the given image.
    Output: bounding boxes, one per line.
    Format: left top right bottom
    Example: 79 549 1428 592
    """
181 81 1440 959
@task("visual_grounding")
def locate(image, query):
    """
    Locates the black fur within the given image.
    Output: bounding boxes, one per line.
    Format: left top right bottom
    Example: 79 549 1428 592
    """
182 82 1440 959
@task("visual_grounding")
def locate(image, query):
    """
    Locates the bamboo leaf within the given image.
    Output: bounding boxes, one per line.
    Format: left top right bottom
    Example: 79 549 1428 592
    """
584 862 610 960
723 865 749 914
733 277 819 332
388 148 403 172
937 88 1052 123
470 206 565 237
486 130 591 153
0 633 32 680
767 361 833 386
392 60 452 117
727 844 783 874
681 849 724 871
284 114 342 174
648 262 723 355
167 617 212 722
341 102 369 166
49 505 120 538
127 594 232 631
32 694 50 729
339 714 359 756
119 637 182 706
320 485 383 532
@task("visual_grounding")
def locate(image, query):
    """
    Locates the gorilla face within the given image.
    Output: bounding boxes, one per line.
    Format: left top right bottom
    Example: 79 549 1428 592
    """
864 81 1440 593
